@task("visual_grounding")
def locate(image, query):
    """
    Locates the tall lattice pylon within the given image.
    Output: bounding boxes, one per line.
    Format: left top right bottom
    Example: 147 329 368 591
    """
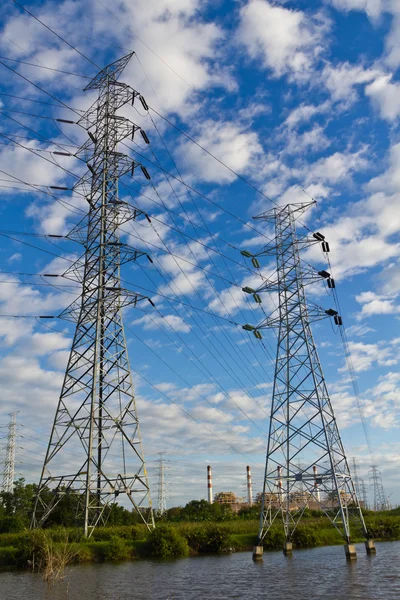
352 457 368 509
242 202 374 560
31 54 154 536
370 466 387 511
155 452 167 517
1 411 18 494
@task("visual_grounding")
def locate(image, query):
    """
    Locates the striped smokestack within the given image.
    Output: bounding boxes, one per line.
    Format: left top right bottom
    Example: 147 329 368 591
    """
246 466 253 505
207 465 213 504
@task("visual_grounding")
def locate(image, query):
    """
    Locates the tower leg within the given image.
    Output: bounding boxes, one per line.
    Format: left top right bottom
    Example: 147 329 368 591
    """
252 545 263 561
344 544 357 560
365 539 376 554
283 541 293 556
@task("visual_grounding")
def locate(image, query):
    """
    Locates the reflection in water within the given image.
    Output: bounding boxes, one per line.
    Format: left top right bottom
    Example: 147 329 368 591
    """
0 541 399 600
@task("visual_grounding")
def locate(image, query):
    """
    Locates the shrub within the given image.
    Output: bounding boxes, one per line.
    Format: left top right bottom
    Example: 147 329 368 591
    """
184 524 231 554
104 536 131 561
147 525 189 558
292 526 319 548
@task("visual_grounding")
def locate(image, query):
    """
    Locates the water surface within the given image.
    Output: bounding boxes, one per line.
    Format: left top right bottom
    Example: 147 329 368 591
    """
1 541 399 599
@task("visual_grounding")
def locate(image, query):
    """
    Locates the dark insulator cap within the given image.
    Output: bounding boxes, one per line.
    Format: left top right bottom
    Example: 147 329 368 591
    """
313 232 325 241
55 118 75 124
145 214 152 223
318 270 330 278
140 95 149 111
327 278 335 289
53 151 71 156
334 315 343 326
148 298 155 307
140 130 150 144
321 241 330 253
147 255 154 264
141 166 151 180
49 185 69 190
325 308 338 316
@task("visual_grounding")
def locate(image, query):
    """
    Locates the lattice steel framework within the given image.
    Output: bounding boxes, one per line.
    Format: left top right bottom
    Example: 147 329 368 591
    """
352 457 368 509
370 466 387 511
31 54 154 536
155 452 167 517
1 412 18 494
242 202 369 547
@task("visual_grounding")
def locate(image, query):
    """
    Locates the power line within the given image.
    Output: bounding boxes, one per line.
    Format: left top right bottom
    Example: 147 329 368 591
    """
0 55 90 78
11 0 100 70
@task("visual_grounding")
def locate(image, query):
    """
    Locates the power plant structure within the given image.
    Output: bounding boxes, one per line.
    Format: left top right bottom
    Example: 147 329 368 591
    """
241 202 374 560
30 54 154 537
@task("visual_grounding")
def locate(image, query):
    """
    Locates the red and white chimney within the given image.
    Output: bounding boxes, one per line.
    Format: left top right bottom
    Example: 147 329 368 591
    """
246 466 253 506
207 465 213 504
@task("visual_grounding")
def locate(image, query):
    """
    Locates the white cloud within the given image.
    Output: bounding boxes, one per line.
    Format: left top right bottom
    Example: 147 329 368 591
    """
133 313 191 333
322 62 381 102
237 0 327 80
305 148 369 184
365 75 400 121
177 119 263 184
328 0 385 19
340 340 398 372
284 101 331 128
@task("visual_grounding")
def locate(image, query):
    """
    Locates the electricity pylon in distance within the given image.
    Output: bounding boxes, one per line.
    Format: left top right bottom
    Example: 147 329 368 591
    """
155 452 168 517
370 466 387 511
242 202 374 560
1 411 18 494
31 54 154 537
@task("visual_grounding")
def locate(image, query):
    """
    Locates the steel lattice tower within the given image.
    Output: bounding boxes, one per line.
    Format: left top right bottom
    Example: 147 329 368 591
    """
155 452 167 517
242 202 373 559
1 412 18 494
31 54 154 536
370 466 387 511
352 457 368 509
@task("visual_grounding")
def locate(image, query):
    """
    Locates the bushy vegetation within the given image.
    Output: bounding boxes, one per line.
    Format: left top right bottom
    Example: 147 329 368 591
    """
146 525 189 558
1 481 400 570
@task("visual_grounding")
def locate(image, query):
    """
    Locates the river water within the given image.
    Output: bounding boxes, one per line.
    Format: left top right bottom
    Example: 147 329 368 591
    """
0 541 399 600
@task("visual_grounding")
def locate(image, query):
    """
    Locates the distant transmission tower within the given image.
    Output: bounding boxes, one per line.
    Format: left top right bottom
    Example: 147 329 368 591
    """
155 453 167 517
352 457 368 509
1 412 18 494
242 202 374 559
370 466 387 511
31 54 154 536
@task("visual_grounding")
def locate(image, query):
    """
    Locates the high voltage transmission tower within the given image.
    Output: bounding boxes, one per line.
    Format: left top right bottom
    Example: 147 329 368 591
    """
242 202 375 560
1 411 18 494
31 53 155 536
352 457 368 509
155 452 168 517
370 466 387 511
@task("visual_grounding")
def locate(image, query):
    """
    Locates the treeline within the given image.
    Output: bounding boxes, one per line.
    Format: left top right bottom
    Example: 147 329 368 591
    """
0 480 261 533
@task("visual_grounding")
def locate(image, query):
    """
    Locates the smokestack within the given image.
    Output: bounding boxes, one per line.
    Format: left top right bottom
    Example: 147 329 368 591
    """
246 466 253 506
207 465 213 504
313 465 321 502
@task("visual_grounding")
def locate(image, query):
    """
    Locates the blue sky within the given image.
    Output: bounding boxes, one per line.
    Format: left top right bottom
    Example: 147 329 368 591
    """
0 0 399 509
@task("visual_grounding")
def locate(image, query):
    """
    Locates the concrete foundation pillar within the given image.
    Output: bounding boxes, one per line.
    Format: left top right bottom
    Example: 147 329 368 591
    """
283 541 293 556
365 539 376 554
252 545 263 561
344 544 357 560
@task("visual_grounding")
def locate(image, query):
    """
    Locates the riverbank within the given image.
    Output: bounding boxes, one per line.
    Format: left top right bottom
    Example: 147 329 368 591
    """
0 512 399 571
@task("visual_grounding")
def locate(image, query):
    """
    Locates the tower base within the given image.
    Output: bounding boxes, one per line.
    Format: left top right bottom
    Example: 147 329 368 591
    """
365 539 376 554
283 542 293 556
344 544 357 560
252 545 263 561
